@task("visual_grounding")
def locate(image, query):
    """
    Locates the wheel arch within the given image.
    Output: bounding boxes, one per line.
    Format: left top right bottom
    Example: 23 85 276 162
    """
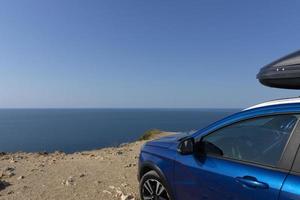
139 161 175 199
139 161 166 181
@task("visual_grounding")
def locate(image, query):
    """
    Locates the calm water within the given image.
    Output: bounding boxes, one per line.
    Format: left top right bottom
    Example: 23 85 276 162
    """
0 109 239 153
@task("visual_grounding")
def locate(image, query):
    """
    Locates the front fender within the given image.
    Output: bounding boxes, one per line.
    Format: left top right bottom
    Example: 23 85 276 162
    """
138 145 177 199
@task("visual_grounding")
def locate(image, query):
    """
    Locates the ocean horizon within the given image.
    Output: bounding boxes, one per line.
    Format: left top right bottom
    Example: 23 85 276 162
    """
0 108 239 153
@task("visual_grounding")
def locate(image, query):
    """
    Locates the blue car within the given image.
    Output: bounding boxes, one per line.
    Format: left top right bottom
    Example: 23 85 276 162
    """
138 97 300 200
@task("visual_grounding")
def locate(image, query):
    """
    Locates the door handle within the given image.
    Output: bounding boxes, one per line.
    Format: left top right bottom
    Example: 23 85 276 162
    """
235 176 269 189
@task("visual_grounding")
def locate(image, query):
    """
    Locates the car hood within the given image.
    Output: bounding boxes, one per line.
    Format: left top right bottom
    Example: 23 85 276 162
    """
145 131 195 149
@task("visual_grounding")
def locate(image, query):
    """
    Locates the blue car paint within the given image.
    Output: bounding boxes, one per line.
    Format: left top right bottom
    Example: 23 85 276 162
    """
139 103 300 200
139 143 178 195
174 154 288 200
279 174 300 200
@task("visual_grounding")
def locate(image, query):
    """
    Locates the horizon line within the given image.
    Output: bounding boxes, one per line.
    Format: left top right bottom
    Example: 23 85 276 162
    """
0 107 242 110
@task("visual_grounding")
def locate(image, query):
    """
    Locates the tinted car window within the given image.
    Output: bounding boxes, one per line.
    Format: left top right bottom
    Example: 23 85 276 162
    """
202 115 298 167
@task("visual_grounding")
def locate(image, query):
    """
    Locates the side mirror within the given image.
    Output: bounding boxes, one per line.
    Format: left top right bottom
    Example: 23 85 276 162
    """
178 137 194 155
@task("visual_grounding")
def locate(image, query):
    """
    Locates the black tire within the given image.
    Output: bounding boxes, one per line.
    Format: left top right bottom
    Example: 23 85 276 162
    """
139 170 172 200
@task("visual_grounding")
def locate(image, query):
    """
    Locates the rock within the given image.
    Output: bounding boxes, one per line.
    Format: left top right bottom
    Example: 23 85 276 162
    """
54 151 64 155
94 180 102 184
66 176 75 186
109 185 115 190
1 167 16 178
121 183 128 187
17 176 24 180
22 185 29 190
62 176 75 186
89 154 96 158
121 194 135 200
116 151 123 155
7 190 14 195
125 163 136 168
38 151 49 156
115 190 135 200
79 173 85 178
50 159 56 164
0 152 6 156
103 190 112 195
38 163 45 168
115 189 123 197
7 172 15 177
96 156 104 160
4 167 15 172
0 180 10 191
119 143 129 147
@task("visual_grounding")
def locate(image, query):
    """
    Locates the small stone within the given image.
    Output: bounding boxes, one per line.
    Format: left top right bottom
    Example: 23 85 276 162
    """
4 167 15 172
119 143 129 147
50 159 56 164
62 176 75 186
121 183 128 187
94 180 102 184
22 185 29 190
66 176 75 186
7 190 14 195
38 163 45 168
109 185 115 190
0 180 10 191
54 151 64 155
125 163 135 168
0 152 6 156
38 151 48 156
17 176 24 180
96 156 104 160
121 194 135 200
103 190 112 195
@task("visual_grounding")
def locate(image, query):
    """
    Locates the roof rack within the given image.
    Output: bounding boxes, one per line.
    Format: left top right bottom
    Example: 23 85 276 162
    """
244 97 300 111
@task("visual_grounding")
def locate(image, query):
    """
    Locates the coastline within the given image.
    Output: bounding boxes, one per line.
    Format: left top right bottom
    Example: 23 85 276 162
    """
0 132 174 200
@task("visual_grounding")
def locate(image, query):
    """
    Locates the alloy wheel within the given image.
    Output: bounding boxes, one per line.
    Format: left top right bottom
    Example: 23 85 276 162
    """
142 179 170 200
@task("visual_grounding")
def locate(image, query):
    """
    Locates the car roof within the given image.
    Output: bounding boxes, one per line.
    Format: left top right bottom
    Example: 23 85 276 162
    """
193 97 300 139
244 97 300 111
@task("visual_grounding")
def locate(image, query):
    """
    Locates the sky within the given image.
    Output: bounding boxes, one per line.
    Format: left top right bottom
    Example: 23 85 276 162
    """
0 0 300 108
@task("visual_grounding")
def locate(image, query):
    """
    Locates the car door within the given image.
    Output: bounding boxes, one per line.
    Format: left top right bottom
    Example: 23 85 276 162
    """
174 114 299 200
279 125 300 200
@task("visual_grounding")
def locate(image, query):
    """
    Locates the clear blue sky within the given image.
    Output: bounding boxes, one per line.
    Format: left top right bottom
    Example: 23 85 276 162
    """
1 0 300 108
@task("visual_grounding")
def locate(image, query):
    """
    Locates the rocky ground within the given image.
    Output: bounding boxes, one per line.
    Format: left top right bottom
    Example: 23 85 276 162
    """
0 132 173 200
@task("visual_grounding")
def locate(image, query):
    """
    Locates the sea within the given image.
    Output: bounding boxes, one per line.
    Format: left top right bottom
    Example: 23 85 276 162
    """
0 108 239 153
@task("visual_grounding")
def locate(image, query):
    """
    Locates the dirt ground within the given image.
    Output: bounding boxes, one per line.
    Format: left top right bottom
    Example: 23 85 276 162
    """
0 132 173 200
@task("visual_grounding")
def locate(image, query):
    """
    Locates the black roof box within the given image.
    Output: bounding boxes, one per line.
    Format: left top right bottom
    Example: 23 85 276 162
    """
257 50 300 89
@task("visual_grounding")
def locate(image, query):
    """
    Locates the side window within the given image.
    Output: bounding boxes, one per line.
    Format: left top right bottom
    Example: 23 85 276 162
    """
202 115 298 167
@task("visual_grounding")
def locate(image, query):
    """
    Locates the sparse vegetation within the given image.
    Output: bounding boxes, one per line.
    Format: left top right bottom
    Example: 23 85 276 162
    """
139 129 162 141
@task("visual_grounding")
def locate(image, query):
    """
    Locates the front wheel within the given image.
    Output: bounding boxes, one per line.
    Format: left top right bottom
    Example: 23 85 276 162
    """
139 170 171 200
